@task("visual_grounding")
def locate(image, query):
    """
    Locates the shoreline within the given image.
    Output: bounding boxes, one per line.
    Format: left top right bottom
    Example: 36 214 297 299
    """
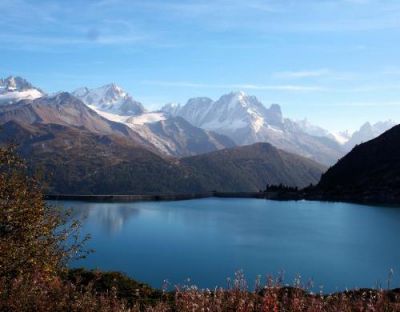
45 191 266 202
45 191 400 206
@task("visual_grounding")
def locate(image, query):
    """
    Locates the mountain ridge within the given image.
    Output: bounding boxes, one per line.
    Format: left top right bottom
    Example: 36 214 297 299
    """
343 120 397 151
314 124 400 203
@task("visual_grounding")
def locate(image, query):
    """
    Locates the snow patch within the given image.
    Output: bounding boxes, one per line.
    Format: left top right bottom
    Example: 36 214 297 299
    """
267 124 284 133
127 112 166 125
88 105 165 126
0 89 44 103
87 105 127 123
331 132 350 145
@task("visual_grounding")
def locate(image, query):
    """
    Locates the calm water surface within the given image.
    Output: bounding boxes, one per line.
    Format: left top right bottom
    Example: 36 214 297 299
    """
53 198 400 293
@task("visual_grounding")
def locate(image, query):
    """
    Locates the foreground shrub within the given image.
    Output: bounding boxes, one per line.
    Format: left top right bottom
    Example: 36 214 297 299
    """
0 146 86 282
0 272 129 312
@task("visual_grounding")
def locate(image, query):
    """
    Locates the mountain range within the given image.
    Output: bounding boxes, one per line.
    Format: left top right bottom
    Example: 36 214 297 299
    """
0 76 397 194
72 84 235 157
0 78 324 193
162 91 396 165
72 81 396 165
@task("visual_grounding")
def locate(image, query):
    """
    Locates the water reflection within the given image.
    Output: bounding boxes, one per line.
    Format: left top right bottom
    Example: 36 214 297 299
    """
54 201 140 234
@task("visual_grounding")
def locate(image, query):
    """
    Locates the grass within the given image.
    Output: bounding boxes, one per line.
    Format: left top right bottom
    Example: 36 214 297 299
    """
6 268 397 312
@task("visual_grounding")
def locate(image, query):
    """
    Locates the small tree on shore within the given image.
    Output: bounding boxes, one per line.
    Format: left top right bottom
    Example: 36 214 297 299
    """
0 145 87 286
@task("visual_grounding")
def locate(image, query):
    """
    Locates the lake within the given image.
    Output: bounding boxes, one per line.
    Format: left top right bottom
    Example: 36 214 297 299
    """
53 198 400 293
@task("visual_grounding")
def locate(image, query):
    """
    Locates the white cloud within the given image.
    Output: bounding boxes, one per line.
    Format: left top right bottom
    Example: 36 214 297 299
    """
141 80 326 92
273 69 330 79
129 0 400 33
0 33 145 47
331 100 400 107
343 0 371 4
2 0 400 54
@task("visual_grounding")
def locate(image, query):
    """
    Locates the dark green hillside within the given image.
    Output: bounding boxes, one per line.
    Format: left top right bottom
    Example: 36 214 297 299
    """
317 124 400 202
182 143 326 191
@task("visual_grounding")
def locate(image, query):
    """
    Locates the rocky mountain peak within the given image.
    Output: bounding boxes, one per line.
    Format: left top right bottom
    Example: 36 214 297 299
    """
269 103 282 116
104 83 125 97
228 90 246 100
0 76 44 104
265 104 283 125
161 102 181 115
72 84 145 116
0 76 36 92
72 87 90 97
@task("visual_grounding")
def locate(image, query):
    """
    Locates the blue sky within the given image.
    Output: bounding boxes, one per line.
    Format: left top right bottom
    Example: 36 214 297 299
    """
1 0 400 131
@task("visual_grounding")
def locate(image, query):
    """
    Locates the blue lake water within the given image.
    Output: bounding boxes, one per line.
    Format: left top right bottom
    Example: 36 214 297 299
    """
53 198 400 293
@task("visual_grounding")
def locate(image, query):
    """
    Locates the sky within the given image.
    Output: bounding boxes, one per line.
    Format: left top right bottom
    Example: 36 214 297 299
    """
1 0 400 132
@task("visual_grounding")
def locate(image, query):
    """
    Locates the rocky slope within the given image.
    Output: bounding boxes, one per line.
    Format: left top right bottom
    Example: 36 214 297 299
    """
0 92 156 151
146 116 235 157
0 120 191 194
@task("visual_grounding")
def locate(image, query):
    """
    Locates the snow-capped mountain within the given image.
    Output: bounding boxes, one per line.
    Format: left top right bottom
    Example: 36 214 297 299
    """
163 91 344 165
344 120 397 151
86 101 235 157
294 119 352 145
72 83 235 157
0 76 44 104
296 118 398 149
73 84 145 116
163 92 281 138
295 119 333 139
163 91 398 163
2 76 397 166
163 97 214 127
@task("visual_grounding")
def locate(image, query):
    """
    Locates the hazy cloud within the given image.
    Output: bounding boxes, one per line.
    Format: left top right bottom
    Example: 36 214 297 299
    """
141 80 327 92
273 69 330 79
